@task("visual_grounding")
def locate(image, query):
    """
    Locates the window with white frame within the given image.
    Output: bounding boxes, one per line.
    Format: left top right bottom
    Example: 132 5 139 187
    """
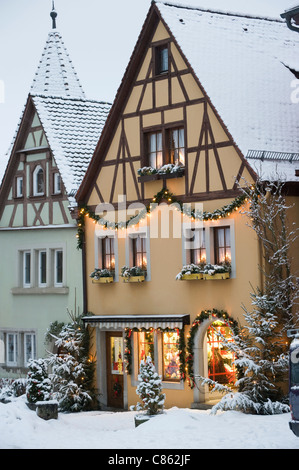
54 249 63 286
95 232 118 279
24 333 36 366
183 220 235 276
23 251 31 287
16 176 23 198
53 173 61 194
126 227 150 279
38 250 47 287
7 333 18 366
33 165 44 196
3 331 36 368
18 246 65 289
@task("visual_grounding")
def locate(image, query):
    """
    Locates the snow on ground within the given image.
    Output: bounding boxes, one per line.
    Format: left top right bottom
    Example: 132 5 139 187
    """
1 396 299 450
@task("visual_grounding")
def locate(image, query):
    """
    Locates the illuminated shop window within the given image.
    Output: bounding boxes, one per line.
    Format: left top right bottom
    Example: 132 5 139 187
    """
111 336 124 375
207 321 236 386
162 331 181 382
138 331 154 367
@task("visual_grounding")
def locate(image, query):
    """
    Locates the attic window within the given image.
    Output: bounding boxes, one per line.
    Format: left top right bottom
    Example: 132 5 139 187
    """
53 173 61 194
154 44 169 75
33 165 44 196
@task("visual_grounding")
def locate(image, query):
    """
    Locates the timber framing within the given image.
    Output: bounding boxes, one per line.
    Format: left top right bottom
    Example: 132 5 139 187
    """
76 2 257 207
0 95 70 228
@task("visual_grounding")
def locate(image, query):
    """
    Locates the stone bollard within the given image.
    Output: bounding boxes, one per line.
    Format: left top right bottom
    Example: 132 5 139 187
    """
36 400 58 420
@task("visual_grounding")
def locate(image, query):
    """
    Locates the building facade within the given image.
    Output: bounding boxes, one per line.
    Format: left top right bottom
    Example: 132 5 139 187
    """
76 1 299 410
0 11 111 377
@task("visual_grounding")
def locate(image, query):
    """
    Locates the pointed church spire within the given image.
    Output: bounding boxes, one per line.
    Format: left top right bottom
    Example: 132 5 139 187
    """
50 1 57 29
30 1 86 99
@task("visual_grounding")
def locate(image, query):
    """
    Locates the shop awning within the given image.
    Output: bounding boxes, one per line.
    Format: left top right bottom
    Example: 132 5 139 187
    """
82 314 190 330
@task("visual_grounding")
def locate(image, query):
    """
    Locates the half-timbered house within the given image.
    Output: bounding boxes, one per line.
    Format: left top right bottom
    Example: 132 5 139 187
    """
0 9 111 376
76 1 299 410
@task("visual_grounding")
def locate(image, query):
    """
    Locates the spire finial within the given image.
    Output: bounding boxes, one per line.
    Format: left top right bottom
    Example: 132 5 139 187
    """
50 1 57 29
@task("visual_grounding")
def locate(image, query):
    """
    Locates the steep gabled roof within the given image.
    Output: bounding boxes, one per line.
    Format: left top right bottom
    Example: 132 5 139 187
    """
0 16 111 201
32 94 111 196
76 1 299 202
155 1 299 156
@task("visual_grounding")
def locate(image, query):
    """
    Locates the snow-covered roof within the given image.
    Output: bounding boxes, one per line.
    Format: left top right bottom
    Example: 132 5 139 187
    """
0 26 111 198
155 1 299 175
31 30 86 99
32 94 111 196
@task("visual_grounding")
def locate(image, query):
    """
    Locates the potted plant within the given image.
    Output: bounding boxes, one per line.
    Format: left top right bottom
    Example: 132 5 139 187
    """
121 266 146 283
131 356 165 427
90 268 114 283
175 263 203 280
202 262 231 280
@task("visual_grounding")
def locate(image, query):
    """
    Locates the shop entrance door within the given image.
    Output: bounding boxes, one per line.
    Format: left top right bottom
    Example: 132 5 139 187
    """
106 332 124 408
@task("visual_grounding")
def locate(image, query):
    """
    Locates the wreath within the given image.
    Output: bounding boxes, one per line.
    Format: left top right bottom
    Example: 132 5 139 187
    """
186 309 239 389
113 379 122 398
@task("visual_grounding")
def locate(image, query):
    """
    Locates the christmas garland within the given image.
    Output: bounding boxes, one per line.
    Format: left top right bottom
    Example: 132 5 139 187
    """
186 309 239 389
124 326 186 381
76 187 248 249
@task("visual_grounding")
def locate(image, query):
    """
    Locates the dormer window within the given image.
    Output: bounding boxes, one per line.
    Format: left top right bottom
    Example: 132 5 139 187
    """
33 165 44 196
155 44 169 75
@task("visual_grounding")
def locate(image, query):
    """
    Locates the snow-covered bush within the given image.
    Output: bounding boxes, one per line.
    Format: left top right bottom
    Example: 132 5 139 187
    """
133 356 165 415
0 378 27 403
175 263 203 280
26 358 52 404
90 268 114 279
202 262 231 275
137 164 184 177
121 266 146 279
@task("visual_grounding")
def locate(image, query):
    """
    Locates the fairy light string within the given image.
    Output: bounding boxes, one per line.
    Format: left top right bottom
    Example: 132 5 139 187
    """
76 187 249 249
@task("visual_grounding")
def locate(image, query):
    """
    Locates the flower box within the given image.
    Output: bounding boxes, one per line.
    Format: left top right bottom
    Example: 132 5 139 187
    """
123 275 145 283
176 264 204 281
92 277 114 284
137 164 184 182
203 272 230 280
181 273 203 280
90 268 114 284
202 263 231 280
121 266 146 283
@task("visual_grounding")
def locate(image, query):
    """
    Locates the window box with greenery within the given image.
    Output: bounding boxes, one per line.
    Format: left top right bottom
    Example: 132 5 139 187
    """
121 266 146 283
202 262 231 280
176 264 204 280
90 268 114 284
137 164 184 182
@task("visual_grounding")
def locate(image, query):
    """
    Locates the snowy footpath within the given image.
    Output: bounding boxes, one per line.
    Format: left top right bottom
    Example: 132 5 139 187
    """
1 395 299 450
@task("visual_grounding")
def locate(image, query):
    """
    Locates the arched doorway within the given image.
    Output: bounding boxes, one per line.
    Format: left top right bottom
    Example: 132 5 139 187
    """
206 320 236 387
190 313 238 408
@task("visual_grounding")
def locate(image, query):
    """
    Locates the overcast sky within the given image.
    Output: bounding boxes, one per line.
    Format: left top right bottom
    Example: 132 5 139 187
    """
0 0 296 165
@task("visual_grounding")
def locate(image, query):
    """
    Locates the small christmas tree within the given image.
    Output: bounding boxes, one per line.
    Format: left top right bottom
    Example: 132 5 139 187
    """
26 358 52 404
48 309 96 412
135 356 165 415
